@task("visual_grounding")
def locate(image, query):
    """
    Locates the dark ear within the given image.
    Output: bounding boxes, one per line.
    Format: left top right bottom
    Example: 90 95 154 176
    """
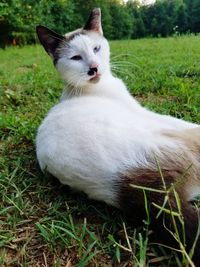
36 25 65 57
83 8 103 35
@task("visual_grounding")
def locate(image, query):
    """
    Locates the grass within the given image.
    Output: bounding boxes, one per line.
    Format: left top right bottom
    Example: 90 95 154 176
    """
0 35 200 266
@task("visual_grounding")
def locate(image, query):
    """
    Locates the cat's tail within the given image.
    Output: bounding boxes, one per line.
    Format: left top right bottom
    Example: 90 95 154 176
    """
117 127 200 266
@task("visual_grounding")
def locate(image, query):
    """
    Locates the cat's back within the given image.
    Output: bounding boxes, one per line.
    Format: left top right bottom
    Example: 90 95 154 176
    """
36 95 157 175
36 95 139 189
36 94 178 168
37 95 135 135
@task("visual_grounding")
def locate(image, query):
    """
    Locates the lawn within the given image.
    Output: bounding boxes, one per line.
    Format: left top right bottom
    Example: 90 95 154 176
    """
0 35 200 266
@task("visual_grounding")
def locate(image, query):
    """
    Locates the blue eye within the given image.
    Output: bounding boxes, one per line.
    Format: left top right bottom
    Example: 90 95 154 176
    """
93 45 101 54
70 55 82 60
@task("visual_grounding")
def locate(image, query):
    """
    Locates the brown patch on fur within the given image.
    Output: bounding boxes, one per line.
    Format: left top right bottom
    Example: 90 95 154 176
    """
117 137 200 265
118 164 193 224
118 169 200 265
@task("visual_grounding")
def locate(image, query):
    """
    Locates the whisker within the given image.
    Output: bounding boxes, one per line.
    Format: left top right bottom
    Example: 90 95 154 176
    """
111 67 135 78
111 53 141 61
111 61 139 67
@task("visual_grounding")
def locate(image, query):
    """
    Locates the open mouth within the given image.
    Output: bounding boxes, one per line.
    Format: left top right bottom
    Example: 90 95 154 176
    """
89 73 101 83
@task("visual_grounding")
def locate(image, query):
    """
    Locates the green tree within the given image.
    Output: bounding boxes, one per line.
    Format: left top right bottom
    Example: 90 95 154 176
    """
2 0 200 46
190 0 200 33
175 3 188 33
37 0 78 34
109 2 133 39
0 0 39 46
127 0 145 38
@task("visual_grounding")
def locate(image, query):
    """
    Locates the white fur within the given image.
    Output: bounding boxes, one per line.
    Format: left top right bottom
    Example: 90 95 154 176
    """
36 33 199 206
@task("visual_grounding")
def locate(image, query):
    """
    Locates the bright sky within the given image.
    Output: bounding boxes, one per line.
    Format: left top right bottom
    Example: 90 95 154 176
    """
143 0 155 4
124 0 155 4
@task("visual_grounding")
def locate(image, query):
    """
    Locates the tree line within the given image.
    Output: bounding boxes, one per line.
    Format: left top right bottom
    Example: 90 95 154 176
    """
1 0 200 47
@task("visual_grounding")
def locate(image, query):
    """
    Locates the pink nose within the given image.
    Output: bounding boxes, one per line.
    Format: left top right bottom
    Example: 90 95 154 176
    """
89 62 98 69
88 62 99 76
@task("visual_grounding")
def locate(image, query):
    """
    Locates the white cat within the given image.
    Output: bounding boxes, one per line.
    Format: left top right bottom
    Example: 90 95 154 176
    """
36 8 200 264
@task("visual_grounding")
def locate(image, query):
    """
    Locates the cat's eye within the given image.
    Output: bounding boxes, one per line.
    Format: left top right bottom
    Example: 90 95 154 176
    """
93 45 101 54
70 55 82 60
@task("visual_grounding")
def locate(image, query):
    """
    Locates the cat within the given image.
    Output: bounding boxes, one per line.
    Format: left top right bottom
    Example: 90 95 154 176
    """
36 8 200 265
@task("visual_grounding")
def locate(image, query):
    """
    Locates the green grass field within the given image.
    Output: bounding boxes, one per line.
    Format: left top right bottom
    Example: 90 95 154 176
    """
0 36 200 266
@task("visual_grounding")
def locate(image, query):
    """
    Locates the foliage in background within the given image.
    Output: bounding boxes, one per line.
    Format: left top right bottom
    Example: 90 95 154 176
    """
1 0 200 46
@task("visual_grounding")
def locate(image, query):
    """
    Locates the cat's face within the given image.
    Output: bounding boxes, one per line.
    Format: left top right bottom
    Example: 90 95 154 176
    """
36 8 110 88
57 31 110 87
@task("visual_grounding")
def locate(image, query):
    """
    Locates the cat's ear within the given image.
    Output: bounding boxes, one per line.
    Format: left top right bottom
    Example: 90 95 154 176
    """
36 25 65 58
83 8 103 35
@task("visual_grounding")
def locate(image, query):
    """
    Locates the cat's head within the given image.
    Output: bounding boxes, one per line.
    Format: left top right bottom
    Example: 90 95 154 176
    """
36 8 110 88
